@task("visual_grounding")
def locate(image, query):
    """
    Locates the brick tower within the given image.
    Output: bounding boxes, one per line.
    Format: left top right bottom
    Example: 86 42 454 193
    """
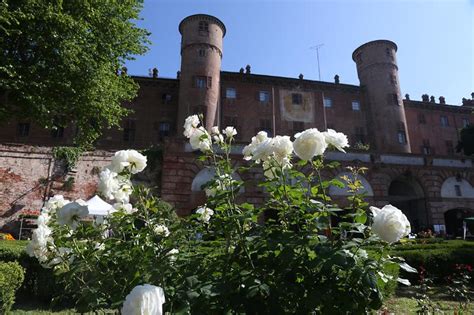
177 14 226 133
352 40 411 153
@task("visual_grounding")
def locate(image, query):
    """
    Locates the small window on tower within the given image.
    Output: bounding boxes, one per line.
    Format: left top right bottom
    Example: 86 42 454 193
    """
195 76 211 89
198 21 209 32
323 97 333 108
352 101 360 111
292 93 303 105
390 74 397 85
198 49 206 57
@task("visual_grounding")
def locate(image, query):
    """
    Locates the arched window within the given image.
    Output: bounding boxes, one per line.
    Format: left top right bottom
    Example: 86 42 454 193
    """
441 177 474 198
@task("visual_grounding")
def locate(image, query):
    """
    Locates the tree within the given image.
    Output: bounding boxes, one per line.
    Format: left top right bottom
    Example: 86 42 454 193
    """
0 0 149 147
457 125 474 156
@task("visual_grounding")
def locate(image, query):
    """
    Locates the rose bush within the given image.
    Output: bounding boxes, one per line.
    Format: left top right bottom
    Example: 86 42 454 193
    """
27 114 416 314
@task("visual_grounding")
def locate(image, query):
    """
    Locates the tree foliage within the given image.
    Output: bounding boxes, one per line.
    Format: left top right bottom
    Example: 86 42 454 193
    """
456 125 474 156
0 0 149 147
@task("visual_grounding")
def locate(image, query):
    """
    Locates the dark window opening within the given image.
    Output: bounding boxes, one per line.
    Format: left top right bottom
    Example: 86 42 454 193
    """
198 21 209 32
159 122 171 138
258 118 272 135
162 93 172 104
123 120 136 142
397 131 407 144
440 116 449 127
17 123 30 137
292 93 303 105
454 185 462 197
51 126 64 139
418 113 426 124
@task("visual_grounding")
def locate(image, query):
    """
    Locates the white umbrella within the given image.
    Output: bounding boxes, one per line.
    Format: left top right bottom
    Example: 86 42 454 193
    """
86 195 114 216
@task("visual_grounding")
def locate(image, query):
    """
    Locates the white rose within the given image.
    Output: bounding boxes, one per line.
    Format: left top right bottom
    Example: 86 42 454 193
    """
370 204 411 243
121 284 165 315
183 115 200 138
154 224 170 237
114 203 137 214
113 182 133 204
323 129 349 153
223 126 237 138
242 131 268 161
43 195 70 214
196 206 214 223
57 201 89 229
168 248 179 262
251 138 274 162
293 128 327 161
213 134 224 144
272 135 293 163
110 150 147 174
211 126 220 134
126 150 148 174
189 127 211 152
26 224 53 262
98 168 120 200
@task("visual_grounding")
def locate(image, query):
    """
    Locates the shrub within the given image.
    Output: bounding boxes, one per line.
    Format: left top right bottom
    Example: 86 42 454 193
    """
0 240 61 305
0 261 25 313
389 241 474 284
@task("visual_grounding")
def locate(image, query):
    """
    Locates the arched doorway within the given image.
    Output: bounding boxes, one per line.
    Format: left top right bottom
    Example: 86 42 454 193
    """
388 176 427 233
444 208 474 237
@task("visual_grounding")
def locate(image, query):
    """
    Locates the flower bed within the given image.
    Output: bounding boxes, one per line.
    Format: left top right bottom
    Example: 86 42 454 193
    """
23 115 422 314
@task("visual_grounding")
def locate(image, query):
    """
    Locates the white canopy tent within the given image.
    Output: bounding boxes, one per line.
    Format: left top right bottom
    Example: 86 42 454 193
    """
86 195 114 216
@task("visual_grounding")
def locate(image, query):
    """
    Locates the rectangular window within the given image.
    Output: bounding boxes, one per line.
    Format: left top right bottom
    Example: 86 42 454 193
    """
462 118 470 128
195 76 207 89
455 185 462 197
418 113 426 124
159 122 171 138
292 93 303 105
162 93 172 104
259 119 272 135
198 49 206 57
390 74 397 85
293 121 304 133
397 131 407 144
355 127 365 144
440 116 449 127
17 123 30 137
323 97 333 108
446 140 454 155
226 88 237 99
195 76 211 89
51 126 64 139
198 21 209 32
422 139 431 155
352 101 360 111
259 91 270 103
123 120 136 142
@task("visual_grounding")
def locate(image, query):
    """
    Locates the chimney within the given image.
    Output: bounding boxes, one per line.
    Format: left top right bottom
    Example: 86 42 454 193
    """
439 96 446 104
405 93 410 100
422 94 429 102
245 64 251 74
152 68 158 78
299 73 304 80
334 74 340 84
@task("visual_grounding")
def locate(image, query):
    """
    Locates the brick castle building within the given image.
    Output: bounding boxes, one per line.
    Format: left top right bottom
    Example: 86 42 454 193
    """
1 14 473 237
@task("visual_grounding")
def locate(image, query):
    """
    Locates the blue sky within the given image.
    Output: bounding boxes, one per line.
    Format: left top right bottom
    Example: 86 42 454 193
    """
125 0 473 105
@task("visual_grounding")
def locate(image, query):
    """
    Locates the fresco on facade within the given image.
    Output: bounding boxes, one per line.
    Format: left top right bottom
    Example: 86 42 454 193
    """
279 89 314 122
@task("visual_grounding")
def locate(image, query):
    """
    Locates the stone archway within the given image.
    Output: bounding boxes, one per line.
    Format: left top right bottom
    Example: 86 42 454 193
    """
444 208 474 237
388 176 427 232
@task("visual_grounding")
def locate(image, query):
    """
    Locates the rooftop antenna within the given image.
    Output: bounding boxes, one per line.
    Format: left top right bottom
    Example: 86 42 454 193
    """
310 44 324 81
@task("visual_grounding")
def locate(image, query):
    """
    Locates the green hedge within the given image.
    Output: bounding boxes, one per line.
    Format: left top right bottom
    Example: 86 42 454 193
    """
0 241 63 305
0 261 25 313
390 240 474 284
